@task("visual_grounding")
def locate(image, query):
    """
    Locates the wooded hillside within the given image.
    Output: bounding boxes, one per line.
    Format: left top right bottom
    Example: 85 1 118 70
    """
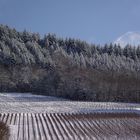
0 25 140 102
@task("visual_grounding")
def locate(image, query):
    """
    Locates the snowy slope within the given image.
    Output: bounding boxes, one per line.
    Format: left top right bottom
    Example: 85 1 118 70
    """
0 93 140 140
114 32 140 47
0 93 140 113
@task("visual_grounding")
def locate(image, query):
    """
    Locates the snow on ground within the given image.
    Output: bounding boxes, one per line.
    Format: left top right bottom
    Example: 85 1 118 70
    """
0 92 140 113
1 112 140 140
0 93 140 140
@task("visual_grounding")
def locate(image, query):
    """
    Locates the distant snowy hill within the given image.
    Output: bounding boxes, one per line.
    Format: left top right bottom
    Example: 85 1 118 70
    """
114 32 140 47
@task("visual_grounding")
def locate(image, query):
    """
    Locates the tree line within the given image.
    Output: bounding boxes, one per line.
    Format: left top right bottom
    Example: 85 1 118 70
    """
0 24 140 102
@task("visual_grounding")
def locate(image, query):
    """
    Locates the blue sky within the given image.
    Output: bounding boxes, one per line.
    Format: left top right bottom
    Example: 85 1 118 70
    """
0 0 140 44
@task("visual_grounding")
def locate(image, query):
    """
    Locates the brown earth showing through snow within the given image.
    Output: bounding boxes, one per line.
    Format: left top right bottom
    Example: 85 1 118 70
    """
0 93 140 140
0 113 140 140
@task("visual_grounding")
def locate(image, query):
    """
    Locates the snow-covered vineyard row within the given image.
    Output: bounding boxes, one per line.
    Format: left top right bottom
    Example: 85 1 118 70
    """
0 93 140 113
0 112 140 140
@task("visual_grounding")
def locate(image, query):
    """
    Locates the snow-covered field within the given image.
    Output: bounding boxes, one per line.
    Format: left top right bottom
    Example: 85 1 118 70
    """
0 92 140 113
0 93 140 140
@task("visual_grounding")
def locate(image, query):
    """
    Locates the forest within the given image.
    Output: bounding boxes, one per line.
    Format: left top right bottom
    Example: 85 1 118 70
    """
0 24 140 102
